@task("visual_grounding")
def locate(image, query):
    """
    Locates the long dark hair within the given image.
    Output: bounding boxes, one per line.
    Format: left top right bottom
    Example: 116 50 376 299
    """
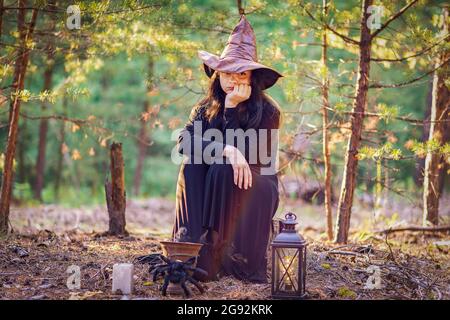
198 70 282 130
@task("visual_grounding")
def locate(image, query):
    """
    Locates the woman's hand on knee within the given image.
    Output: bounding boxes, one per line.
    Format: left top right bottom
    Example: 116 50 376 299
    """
222 145 252 190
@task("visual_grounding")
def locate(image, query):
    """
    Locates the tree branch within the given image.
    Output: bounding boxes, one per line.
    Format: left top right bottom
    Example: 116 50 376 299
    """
339 110 450 124
371 35 450 62
2 4 163 15
369 58 449 89
299 2 360 45
377 225 450 234
370 0 419 40
19 112 89 125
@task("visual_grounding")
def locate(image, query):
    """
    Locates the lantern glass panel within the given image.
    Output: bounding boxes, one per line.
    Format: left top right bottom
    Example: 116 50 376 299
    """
274 247 299 293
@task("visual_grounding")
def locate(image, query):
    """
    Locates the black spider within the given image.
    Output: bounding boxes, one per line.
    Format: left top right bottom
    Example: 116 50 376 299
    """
135 253 208 298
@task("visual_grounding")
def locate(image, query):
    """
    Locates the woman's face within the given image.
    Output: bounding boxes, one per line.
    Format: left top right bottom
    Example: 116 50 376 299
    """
218 70 252 94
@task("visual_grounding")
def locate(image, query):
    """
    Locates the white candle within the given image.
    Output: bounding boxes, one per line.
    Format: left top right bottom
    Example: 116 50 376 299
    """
112 263 134 295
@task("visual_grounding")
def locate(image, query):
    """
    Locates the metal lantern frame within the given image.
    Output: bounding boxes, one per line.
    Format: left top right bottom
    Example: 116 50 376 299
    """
271 212 307 299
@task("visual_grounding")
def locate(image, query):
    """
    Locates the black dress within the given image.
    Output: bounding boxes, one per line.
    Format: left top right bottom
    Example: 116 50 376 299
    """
172 99 280 283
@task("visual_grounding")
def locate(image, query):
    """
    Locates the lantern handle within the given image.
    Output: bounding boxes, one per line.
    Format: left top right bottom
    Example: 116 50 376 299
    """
278 212 298 233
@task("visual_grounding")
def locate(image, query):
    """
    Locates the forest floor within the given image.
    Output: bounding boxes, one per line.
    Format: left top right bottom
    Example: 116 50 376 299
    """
0 197 449 300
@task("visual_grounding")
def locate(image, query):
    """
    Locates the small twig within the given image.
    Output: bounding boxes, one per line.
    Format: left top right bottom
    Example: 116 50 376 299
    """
384 232 397 263
0 272 21 276
369 58 449 89
327 250 360 256
377 225 450 234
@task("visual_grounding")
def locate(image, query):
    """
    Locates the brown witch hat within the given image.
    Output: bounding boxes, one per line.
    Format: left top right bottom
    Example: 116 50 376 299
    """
198 14 283 90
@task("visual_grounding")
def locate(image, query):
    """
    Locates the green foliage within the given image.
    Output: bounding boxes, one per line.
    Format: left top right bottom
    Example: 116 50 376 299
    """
408 139 450 159
0 0 447 208
357 142 403 161
377 103 399 124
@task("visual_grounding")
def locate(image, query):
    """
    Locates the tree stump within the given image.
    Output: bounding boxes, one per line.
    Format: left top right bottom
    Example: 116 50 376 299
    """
105 142 128 236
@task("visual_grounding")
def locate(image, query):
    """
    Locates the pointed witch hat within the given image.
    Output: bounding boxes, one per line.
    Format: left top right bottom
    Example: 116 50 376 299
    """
198 14 283 90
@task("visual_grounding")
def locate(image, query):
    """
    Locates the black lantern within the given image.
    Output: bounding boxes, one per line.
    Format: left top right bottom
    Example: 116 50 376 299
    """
271 212 307 299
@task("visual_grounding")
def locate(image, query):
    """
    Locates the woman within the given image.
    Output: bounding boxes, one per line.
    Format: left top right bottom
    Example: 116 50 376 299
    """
172 15 283 283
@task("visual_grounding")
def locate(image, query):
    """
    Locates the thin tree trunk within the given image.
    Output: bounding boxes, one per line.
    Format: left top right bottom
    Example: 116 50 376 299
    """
423 6 449 226
17 118 27 184
133 101 150 196
133 58 154 196
0 2 38 236
105 142 128 236
415 79 433 186
0 0 4 40
334 0 372 243
34 68 53 200
237 0 244 15
8 0 27 126
373 159 382 218
54 94 67 202
34 0 56 201
321 0 333 241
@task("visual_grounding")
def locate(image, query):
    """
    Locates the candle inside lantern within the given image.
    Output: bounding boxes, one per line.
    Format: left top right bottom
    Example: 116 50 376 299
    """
112 263 134 295
281 254 297 291
282 255 292 291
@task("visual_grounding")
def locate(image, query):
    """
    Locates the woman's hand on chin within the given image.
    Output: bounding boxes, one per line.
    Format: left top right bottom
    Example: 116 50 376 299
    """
224 84 251 109
222 145 252 190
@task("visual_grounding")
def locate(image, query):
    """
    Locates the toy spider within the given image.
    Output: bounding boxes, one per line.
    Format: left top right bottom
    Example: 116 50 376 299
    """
135 253 208 298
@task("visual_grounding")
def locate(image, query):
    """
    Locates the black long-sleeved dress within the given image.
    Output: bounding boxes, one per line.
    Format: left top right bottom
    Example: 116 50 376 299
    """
173 98 280 283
